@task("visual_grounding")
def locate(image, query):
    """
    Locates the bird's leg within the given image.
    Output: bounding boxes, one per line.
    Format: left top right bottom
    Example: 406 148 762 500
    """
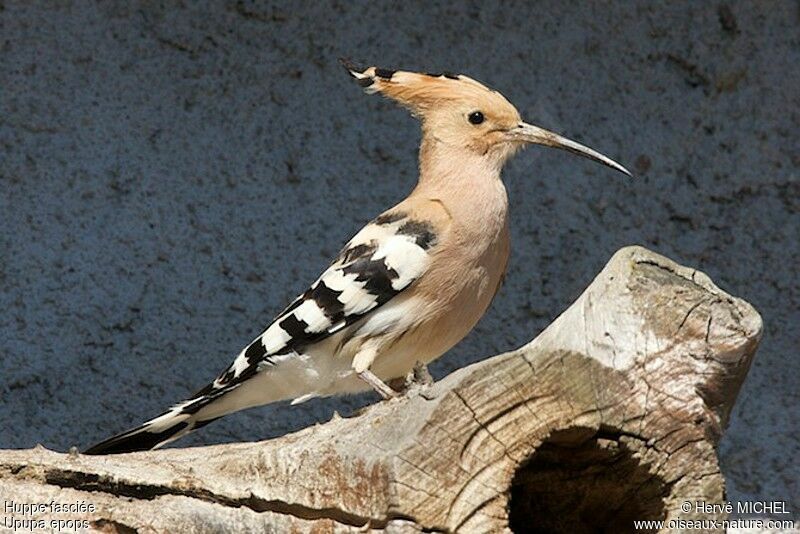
357 369 398 399
353 345 398 399
401 361 437 400
384 362 435 396
408 361 434 387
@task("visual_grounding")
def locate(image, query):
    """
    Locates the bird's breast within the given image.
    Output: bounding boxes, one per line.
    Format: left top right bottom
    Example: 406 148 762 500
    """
391 198 510 368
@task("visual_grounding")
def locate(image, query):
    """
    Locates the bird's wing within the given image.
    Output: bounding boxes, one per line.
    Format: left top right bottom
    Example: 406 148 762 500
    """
180 210 438 413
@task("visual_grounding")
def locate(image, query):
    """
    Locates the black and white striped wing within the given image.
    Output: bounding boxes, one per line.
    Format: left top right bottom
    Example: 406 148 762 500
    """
181 212 437 412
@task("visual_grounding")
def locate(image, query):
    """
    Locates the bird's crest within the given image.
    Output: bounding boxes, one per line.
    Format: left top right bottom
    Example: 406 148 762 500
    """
339 58 509 116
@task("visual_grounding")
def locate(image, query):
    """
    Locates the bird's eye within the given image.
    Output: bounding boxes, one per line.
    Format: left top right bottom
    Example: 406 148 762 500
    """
468 111 485 125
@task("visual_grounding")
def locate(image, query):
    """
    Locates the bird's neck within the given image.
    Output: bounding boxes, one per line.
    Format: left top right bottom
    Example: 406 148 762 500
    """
416 136 506 189
412 136 509 238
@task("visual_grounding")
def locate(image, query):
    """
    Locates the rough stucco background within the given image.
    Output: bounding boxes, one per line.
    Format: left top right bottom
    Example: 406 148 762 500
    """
1 0 797 517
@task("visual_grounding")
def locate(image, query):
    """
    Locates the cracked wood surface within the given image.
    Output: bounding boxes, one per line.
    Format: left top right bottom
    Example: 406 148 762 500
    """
0 246 761 533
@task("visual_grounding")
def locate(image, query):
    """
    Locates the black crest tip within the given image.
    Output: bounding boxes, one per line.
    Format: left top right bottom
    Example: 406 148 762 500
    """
338 57 366 78
374 67 396 80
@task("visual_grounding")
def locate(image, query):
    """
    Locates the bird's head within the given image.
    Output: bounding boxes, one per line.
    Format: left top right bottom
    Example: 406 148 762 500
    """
342 60 630 176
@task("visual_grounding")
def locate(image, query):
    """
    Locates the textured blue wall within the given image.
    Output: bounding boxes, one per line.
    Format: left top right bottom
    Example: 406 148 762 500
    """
1 0 797 512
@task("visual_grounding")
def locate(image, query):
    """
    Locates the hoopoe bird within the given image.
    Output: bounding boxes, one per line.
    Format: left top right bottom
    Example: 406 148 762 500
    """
85 61 630 454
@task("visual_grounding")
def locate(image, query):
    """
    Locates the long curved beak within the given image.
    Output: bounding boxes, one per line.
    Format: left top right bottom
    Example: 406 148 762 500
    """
509 122 632 177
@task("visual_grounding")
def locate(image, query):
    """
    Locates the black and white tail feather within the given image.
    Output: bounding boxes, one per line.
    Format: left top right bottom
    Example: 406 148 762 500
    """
82 408 216 455
83 206 437 454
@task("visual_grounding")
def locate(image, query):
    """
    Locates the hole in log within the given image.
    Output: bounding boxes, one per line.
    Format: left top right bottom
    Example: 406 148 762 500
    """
508 426 668 533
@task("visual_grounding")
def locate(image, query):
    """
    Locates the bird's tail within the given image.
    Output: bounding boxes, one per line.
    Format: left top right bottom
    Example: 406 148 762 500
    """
83 404 217 455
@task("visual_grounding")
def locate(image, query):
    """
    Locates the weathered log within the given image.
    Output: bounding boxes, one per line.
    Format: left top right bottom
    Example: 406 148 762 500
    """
0 246 761 533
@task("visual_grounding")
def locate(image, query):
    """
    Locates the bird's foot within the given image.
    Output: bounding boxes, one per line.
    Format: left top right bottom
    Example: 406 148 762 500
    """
394 362 437 400
407 361 434 388
357 369 399 400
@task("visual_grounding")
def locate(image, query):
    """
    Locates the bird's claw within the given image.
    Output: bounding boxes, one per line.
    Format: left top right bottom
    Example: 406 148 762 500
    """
408 361 434 388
